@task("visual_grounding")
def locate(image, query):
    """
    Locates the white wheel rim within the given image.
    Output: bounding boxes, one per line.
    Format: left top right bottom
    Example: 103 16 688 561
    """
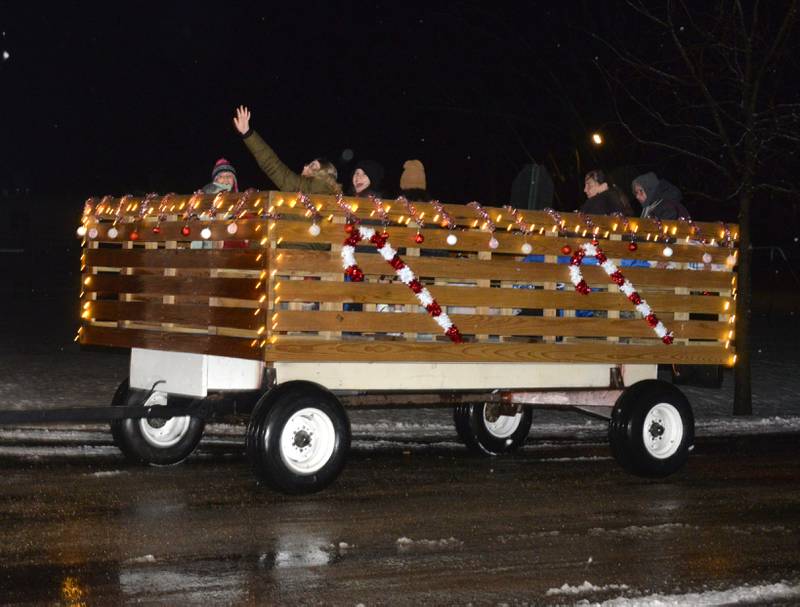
138 391 192 448
482 405 522 439
642 402 684 459
279 408 336 475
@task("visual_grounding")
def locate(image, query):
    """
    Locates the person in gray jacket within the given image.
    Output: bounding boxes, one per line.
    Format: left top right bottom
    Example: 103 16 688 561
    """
632 172 690 219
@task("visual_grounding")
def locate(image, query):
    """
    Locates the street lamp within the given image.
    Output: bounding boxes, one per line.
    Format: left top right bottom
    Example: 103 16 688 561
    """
591 132 604 146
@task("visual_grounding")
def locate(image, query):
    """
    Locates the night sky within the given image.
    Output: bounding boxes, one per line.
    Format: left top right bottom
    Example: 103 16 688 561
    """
2 1 639 207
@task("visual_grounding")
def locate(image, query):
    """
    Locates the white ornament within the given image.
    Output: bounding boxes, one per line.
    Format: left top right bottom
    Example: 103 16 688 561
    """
308 223 321 237
88 228 98 239
201 227 212 240
488 237 499 249
662 246 674 257
76 225 87 237
521 243 532 255
446 233 458 246
726 254 736 266
702 252 712 264
107 227 119 239
226 222 239 235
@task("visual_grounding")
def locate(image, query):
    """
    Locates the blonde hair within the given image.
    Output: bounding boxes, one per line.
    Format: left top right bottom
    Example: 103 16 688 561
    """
308 159 342 194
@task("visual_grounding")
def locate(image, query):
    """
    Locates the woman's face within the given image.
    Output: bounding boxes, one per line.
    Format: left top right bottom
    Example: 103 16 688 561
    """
302 159 321 177
633 184 647 204
214 172 235 187
353 168 371 193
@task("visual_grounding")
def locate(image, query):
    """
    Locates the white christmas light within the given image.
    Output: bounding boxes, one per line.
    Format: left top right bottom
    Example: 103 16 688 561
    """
521 243 532 255
446 233 458 246
201 227 212 239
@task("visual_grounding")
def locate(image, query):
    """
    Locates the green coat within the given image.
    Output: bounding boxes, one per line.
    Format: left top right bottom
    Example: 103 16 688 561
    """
242 130 338 195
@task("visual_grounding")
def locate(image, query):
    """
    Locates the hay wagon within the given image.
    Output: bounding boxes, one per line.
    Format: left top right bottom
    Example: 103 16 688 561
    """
52 191 738 492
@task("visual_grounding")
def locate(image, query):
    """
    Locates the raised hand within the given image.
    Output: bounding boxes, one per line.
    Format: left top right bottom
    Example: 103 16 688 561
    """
233 105 251 135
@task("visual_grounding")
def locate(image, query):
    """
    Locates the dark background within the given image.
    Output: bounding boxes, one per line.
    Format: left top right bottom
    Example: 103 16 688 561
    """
1 1 798 295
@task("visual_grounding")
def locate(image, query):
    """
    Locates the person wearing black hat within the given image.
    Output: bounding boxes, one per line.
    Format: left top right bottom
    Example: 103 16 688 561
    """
349 160 384 198
632 172 689 219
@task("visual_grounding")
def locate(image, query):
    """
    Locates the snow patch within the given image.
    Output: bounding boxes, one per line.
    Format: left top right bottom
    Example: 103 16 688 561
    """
573 580 800 606
86 470 127 477
395 536 463 552
588 523 695 537
125 554 156 564
547 581 629 596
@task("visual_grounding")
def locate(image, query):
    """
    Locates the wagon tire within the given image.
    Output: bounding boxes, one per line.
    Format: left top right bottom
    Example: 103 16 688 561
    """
453 403 532 456
608 379 694 477
109 378 205 466
246 386 350 495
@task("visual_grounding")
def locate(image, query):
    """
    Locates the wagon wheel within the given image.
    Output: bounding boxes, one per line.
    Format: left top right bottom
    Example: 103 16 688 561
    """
246 385 350 495
454 403 532 456
109 378 205 466
608 379 694 477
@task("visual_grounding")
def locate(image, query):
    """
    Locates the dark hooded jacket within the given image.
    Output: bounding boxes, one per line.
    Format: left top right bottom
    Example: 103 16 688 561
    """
633 172 689 220
580 187 631 216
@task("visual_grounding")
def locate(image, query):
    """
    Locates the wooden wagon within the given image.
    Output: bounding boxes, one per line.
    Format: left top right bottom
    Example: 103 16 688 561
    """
73 190 738 493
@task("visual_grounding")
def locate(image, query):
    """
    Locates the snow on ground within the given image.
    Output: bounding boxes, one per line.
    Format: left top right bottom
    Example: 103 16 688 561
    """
556 580 800 606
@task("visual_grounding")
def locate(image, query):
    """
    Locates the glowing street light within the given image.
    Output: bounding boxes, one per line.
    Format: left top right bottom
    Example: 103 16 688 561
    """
591 132 604 146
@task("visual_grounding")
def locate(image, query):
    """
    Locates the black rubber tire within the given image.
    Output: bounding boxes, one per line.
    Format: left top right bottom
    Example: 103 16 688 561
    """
453 403 532 456
109 378 205 466
608 379 694 478
246 386 350 495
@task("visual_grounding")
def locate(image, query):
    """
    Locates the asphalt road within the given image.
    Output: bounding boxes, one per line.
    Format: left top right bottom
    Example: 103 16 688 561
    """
0 427 798 606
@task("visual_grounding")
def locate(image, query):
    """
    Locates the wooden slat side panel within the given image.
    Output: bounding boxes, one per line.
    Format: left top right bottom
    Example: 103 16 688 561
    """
273 310 728 340
265 339 733 365
85 248 263 270
275 281 732 314
270 222 736 264
82 274 261 299
80 325 261 360
88 301 261 330
275 250 734 290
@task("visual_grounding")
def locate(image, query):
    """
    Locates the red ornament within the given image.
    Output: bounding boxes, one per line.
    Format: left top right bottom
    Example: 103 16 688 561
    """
646 313 659 327
628 241 638 252
414 232 425 244
181 225 191 237
370 233 388 248
408 279 423 294
345 266 364 282
592 238 600 246
628 292 643 305
426 302 442 316
445 326 464 343
662 333 674 345
344 223 354 234
130 231 140 241
596 252 608 264
561 244 572 255
389 256 405 271
152 225 161 234
576 280 590 294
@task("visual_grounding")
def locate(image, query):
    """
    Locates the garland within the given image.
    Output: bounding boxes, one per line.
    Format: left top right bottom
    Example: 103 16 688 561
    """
568 241 674 345
341 225 464 343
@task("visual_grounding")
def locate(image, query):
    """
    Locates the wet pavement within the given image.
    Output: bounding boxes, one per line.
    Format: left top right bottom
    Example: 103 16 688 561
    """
0 428 798 605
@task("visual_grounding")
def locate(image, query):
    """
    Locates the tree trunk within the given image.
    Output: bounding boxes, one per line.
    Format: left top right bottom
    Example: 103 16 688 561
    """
733 190 752 415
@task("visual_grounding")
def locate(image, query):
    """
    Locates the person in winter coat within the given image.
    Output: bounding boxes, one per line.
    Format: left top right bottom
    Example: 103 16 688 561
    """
201 158 239 194
349 160 384 198
398 159 430 201
632 172 690 219
233 105 342 195
580 169 632 216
